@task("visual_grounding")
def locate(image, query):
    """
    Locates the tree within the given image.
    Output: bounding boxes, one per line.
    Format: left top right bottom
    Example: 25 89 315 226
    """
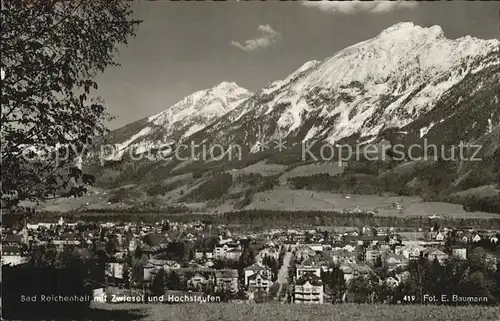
445 235 454 254
346 277 372 303
150 268 166 297
494 262 500 301
1 1 140 208
165 271 182 290
122 265 130 288
130 260 144 285
134 246 144 260
105 237 119 256
238 248 255 269
468 247 488 272
269 282 280 298
322 265 346 303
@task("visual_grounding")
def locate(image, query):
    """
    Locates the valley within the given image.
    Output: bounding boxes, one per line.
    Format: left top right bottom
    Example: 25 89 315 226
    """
19 22 500 222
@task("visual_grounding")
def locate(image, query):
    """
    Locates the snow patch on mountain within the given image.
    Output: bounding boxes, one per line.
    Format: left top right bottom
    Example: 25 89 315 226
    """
261 60 320 95
116 127 152 152
148 81 251 126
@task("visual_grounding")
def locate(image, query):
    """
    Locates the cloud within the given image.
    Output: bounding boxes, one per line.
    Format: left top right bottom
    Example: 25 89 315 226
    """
301 0 418 14
230 24 280 52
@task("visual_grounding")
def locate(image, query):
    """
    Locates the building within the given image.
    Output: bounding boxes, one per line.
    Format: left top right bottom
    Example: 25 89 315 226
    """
384 276 400 288
52 232 81 249
1 246 28 266
340 264 371 284
213 243 242 260
332 250 357 265
2 233 22 246
215 269 239 293
244 261 269 285
401 246 424 261
452 248 467 261
195 250 213 260
296 263 321 280
295 245 317 262
423 248 449 264
258 247 280 260
365 249 384 264
294 272 324 304
302 243 324 252
143 259 176 281
359 235 389 246
163 260 181 270
105 262 124 280
383 253 409 271
435 232 446 241
187 272 214 291
225 248 243 261
247 270 273 292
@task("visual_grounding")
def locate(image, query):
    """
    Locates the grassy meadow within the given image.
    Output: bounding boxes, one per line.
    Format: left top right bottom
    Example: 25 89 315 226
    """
91 303 500 321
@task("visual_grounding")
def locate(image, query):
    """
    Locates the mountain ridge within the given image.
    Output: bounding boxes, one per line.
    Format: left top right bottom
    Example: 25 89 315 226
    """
101 81 252 159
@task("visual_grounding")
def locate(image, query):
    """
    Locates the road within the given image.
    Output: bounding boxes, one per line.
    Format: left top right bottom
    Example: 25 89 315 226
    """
276 251 292 301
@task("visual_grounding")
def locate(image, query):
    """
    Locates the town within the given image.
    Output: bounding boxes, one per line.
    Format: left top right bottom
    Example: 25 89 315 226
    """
2 214 500 306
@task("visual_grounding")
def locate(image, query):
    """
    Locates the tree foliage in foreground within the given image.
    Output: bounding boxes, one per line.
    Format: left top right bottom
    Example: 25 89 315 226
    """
1 0 140 208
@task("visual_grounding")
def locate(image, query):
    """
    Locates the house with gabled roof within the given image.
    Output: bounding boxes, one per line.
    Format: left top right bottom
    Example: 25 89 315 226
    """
340 263 371 284
401 246 424 261
247 270 273 292
187 272 215 291
365 248 384 264
435 232 446 241
383 253 409 271
296 255 322 280
384 276 400 288
214 243 241 260
423 248 449 264
295 245 317 262
215 269 239 293
294 272 324 304
244 260 270 286
258 247 280 260
452 248 467 260
332 250 357 265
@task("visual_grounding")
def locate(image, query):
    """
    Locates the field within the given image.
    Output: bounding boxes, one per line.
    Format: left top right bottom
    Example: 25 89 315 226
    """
90 303 500 321
244 187 500 218
19 156 498 218
228 161 288 177
278 162 346 184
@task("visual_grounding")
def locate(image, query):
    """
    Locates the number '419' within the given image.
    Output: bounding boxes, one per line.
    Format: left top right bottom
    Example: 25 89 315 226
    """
403 295 416 302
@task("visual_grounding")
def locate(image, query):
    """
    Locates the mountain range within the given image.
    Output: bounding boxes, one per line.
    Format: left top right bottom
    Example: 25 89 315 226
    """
84 22 499 215
105 22 499 155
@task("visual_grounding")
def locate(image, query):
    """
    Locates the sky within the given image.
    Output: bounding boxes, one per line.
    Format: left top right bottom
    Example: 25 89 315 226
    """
95 1 500 129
